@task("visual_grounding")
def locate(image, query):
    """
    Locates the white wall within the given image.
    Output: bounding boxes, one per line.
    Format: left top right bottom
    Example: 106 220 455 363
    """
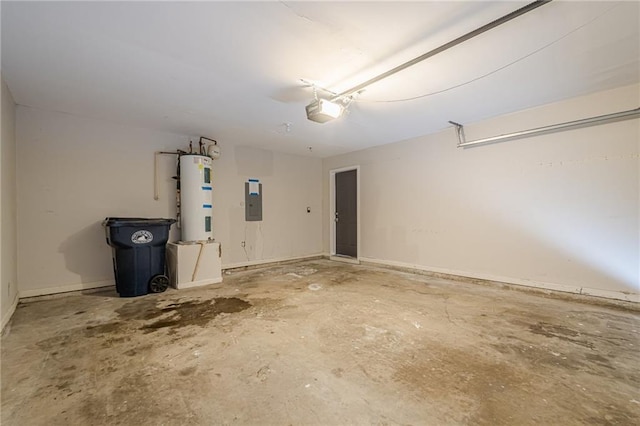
16 106 322 297
323 84 639 301
213 144 322 268
1 75 19 329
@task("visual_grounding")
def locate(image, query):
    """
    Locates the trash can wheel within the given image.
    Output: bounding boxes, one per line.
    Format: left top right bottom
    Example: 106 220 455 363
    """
149 275 169 293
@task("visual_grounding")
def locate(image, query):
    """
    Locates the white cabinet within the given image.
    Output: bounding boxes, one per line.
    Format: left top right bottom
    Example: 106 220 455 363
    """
166 241 222 289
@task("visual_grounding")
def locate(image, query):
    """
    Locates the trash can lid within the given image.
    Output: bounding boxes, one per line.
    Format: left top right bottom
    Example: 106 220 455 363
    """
102 217 177 227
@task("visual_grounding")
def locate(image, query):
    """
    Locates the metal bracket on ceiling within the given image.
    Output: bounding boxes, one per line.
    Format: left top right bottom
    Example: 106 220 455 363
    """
448 121 466 147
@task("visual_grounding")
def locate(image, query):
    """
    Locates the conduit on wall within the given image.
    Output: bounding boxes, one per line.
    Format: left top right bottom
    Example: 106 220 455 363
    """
449 107 640 148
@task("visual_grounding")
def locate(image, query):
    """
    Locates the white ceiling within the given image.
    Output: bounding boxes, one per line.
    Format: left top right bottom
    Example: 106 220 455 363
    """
2 1 638 157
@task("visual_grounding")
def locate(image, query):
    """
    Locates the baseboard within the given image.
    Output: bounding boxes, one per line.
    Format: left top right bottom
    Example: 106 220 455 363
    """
329 255 361 265
13 256 636 304
175 277 223 290
1 291 19 332
581 287 639 303
222 253 324 271
359 257 638 303
19 279 115 299
16 254 324 298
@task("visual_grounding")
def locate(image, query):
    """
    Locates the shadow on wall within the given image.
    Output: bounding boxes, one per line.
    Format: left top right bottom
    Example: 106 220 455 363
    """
470 193 637 293
235 145 274 176
367 180 637 294
58 221 114 286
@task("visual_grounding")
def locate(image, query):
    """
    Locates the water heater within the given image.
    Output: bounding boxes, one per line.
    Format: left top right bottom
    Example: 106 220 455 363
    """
180 154 213 242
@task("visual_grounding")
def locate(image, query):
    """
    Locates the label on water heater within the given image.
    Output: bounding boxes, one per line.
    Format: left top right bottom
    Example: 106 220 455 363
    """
193 156 212 165
131 230 154 244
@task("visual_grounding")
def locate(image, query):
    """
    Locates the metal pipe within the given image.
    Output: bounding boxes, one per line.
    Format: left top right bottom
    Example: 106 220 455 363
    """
199 136 217 145
331 0 552 101
452 107 640 148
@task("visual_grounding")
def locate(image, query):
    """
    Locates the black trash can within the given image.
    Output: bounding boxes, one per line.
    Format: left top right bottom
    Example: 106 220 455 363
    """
103 217 176 297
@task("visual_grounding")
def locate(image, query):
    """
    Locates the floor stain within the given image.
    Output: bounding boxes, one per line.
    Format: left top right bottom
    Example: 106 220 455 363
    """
84 322 129 338
140 297 252 333
490 342 586 372
179 366 197 376
331 367 344 378
393 343 528 424
529 322 595 349
123 343 153 357
584 353 614 369
7 259 640 426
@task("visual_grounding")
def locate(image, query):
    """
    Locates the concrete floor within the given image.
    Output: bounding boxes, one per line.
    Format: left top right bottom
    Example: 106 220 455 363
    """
1 260 639 425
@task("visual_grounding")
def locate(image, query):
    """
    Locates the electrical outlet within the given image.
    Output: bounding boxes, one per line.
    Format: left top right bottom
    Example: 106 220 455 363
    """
241 241 246 248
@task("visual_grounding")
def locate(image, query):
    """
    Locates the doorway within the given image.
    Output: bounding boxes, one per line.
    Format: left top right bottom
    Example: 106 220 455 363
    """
330 166 359 263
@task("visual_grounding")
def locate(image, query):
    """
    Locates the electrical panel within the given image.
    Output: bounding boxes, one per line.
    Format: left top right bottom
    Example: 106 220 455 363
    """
245 180 262 221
